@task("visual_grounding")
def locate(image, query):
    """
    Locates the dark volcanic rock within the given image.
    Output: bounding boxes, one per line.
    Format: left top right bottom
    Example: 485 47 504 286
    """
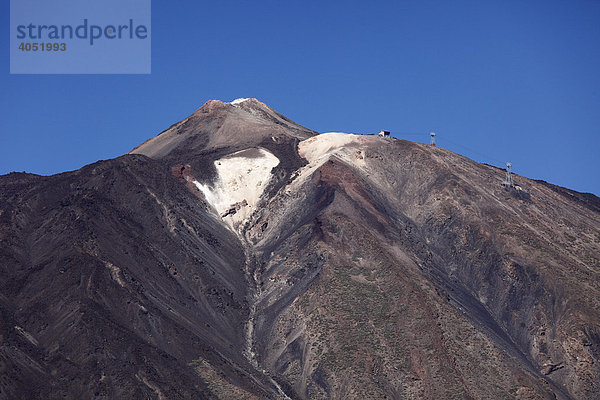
0 156 274 399
1 99 599 399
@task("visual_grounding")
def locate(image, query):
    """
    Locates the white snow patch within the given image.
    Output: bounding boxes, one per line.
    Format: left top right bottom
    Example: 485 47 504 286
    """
298 132 362 163
230 98 251 105
193 147 279 228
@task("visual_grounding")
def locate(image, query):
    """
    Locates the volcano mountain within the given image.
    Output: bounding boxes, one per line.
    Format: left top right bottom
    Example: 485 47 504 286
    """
1 98 599 399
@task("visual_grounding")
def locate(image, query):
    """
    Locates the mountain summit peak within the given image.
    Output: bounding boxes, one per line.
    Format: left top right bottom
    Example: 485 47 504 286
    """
129 98 316 160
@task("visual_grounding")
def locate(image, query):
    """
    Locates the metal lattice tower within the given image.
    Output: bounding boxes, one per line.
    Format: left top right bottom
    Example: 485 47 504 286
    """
430 132 436 146
504 162 514 188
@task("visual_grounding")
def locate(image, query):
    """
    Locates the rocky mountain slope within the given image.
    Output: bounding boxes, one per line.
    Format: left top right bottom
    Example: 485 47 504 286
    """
1 98 599 399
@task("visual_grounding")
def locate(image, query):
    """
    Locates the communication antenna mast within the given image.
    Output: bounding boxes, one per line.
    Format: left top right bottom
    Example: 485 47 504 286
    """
504 162 513 188
430 132 436 146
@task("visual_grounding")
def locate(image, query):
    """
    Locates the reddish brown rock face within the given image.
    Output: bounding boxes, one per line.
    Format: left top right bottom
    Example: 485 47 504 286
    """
1 98 598 399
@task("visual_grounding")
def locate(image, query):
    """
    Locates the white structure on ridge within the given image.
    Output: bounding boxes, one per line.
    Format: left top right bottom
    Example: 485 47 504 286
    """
504 162 514 188
430 132 436 146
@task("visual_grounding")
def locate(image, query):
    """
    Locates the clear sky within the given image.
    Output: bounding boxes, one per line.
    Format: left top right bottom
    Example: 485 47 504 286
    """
1 1 599 195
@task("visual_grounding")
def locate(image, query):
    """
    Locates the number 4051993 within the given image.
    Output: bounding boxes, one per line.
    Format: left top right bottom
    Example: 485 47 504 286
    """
18 42 66 51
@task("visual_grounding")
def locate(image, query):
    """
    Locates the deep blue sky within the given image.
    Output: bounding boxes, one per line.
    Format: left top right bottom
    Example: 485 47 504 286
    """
2 1 599 195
